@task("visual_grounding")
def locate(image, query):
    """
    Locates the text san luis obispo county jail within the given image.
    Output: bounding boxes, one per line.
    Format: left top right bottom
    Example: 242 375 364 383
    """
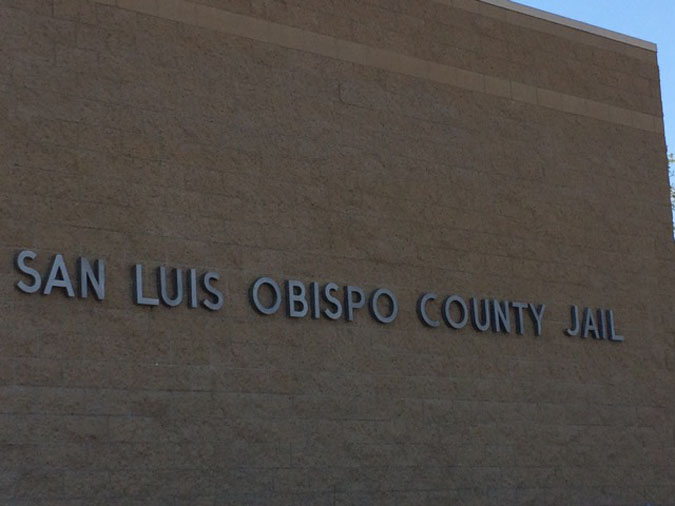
12 250 625 342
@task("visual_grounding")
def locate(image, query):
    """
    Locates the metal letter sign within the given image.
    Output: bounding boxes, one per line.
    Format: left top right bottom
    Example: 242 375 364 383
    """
10 250 625 342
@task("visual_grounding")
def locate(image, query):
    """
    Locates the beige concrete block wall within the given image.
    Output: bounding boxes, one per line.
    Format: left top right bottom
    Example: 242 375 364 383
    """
1 0 673 504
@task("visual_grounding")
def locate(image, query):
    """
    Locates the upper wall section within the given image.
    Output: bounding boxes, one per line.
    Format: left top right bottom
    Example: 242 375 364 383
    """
474 0 656 51
95 0 664 133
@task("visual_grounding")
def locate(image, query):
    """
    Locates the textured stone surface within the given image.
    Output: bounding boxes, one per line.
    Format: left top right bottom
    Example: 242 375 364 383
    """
1 0 673 504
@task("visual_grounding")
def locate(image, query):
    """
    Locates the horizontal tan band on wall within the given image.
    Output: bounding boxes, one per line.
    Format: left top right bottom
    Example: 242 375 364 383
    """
98 0 662 133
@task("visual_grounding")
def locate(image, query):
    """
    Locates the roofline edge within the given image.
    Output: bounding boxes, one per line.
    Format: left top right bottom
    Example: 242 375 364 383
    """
478 0 658 52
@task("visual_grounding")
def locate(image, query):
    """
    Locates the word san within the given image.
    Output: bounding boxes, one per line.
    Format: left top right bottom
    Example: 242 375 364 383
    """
15 250 105 299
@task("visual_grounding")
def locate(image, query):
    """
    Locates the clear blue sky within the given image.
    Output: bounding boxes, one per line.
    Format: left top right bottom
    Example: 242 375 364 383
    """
514 0 674 172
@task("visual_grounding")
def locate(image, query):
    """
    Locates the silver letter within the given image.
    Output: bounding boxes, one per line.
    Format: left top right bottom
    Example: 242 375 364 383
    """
529 303 546 337
565 305 580 336
606 310 624 342
158 266 183 307
310 282 321 319
492 300 511 333
134 264 159 306
582 307 598 339
596 309 606 339
443 295 468 330
43 254 75 297
322 282 342 320
470 298 490 332
187 269 198 309
78 257 105 300
369 288 398 324
15 250 41 294
250 277 281 315
417 293 439 328
511 301 527 335
286 280 308 318
345 285 365 322
202 272 224 311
